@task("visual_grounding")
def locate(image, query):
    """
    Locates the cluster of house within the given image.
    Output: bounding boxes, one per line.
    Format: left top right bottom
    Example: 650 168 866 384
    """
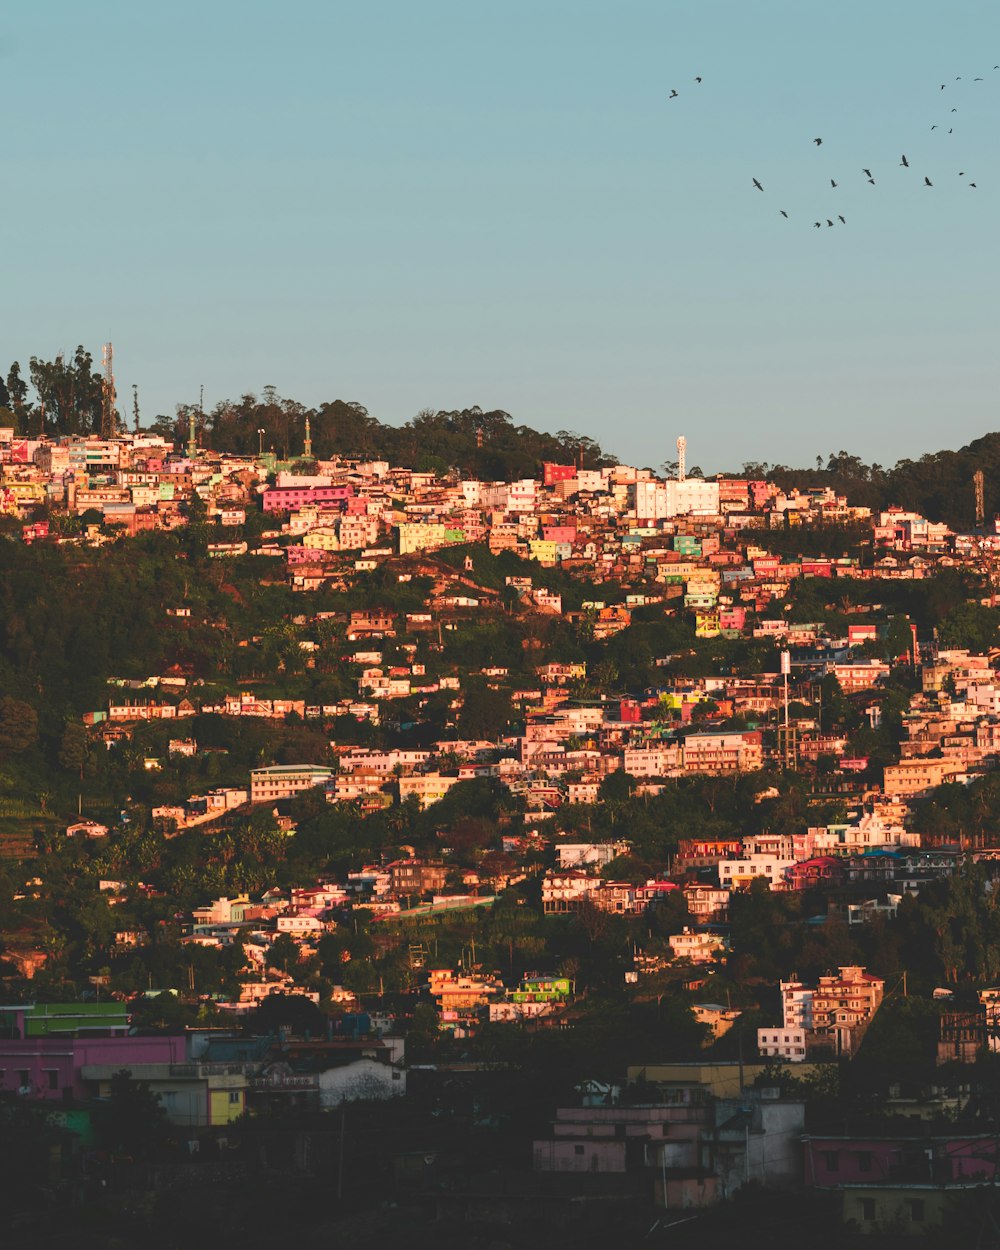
531 1061 1000 1235
0 1000 405 1130
93 637 1000 830
2 428 989 601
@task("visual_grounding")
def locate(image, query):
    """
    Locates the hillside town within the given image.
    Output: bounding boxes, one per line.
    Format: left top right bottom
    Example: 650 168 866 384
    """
4 416 1000 1246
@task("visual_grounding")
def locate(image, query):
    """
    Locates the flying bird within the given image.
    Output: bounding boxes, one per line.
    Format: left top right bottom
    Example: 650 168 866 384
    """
830 179 838 187
970 182 977 187
752 178 764 191
867 178 875 185
974 77 984 81
900 154 909 167
838 215 846 224
814 222 821 228
669 89 678 98
826 219 834 227
694 76 702 83
931 125 938 130
813 138 823 145
862 168 872 178
941 84 946 89
779 210 788 218
924 176 933 186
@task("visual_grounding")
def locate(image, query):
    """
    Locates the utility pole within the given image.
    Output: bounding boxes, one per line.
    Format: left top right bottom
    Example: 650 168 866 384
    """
336 1104 346 1201
780 650 796 768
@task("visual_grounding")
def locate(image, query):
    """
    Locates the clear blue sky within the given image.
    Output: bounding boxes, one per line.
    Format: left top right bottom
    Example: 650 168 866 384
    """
3 0 997 471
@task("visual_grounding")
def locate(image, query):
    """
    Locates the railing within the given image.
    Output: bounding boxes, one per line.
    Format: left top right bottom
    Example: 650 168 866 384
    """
168 1063 249 1078
246 1074 319 1090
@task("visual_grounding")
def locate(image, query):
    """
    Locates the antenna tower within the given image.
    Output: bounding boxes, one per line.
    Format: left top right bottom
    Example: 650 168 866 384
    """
304 415 313 458
676 435 687 482
101 343 118 438
974 470 985 529
132 384 140 434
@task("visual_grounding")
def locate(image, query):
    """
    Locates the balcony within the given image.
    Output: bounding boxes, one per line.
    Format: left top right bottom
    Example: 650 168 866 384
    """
169 1063 250 1078
247 1073 319 1091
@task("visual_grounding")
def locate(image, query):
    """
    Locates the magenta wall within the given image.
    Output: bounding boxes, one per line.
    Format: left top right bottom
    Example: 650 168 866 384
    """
805 1137 998 1185
0 1034 186 1100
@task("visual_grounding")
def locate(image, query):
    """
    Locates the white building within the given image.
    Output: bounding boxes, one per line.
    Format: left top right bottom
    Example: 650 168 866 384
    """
556 842 629 870
756 1026 808 1062
250 764 334 804
668 929 726 964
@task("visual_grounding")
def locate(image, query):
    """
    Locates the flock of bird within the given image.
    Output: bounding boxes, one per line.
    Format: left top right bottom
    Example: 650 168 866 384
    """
669 67 995 228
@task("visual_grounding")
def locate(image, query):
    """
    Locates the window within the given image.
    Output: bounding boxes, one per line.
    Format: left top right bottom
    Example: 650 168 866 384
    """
229 1091 242 1105
860 1199 876 1222
45 1070 58 1091
909 1200 925 1223
574 1144 585 1156
856 1151 873 1173
821 1151 839 1172
17 1070 29 1089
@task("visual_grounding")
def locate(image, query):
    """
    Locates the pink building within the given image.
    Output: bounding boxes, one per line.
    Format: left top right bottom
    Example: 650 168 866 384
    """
542 525 577 544
804 1134 998 1186
543 463 577 487
262 485 353 513
783 856 846 891
0 1033 186 1101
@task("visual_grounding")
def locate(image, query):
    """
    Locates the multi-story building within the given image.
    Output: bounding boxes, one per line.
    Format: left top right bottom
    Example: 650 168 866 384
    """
809 966 884 1057
542 870 599 915
250 764 333 805
668 929 726 964
683 731 763 775
388 859 448 898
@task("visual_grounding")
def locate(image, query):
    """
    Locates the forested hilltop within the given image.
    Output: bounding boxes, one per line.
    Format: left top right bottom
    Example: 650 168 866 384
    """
743 436 1000 532
5 348 999 523
0 353 616 481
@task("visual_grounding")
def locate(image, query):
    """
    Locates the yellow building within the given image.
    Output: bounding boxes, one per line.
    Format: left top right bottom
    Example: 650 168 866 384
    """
695 610 721 638
397 522 447 555
303 526 340 551
83 1061 247 1128
528 539 559 565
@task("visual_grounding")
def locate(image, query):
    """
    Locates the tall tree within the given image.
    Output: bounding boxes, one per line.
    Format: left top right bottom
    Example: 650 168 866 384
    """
0 697 38 754
5 363 28 427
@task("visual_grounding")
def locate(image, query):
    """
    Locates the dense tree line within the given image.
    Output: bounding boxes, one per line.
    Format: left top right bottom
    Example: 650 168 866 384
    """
742 435 1000 530
149 392 613 479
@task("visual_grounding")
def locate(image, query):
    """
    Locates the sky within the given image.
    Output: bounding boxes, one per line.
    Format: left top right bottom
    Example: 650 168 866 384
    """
3 0 998 472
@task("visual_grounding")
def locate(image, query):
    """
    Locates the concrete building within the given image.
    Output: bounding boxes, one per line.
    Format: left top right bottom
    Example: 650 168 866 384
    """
250 764 333 804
